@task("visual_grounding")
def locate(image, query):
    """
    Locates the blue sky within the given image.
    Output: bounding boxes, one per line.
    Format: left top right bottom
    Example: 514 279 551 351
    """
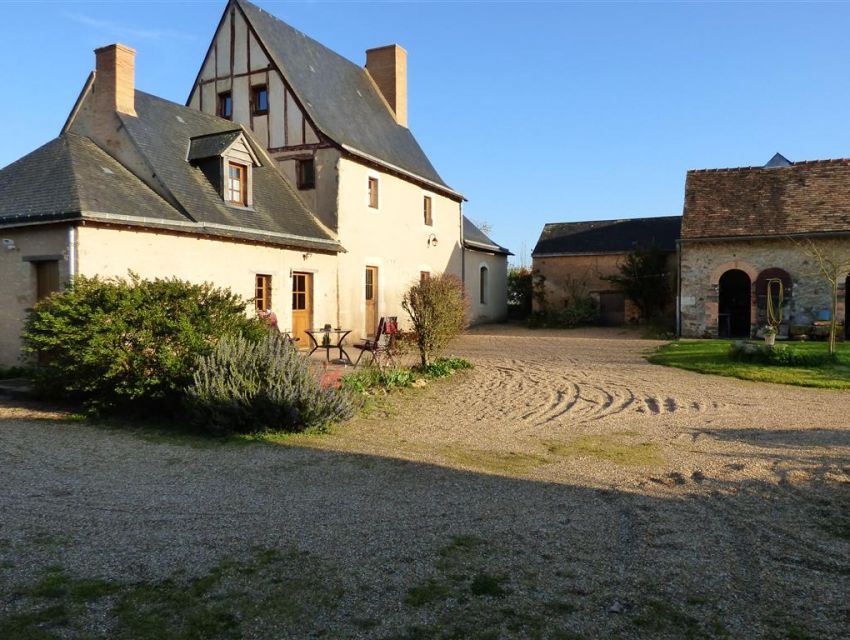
4 1 850 265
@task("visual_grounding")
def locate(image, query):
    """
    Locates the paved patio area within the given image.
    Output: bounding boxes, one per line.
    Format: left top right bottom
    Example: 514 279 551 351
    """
1 326 848 638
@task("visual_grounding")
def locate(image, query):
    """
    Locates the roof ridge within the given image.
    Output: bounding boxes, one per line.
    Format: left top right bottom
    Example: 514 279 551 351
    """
189 128 244 141
689 157 850 173
544 215 681 227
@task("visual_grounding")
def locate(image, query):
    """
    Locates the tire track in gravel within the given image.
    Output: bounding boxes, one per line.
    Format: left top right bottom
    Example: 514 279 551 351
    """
462 356 723 429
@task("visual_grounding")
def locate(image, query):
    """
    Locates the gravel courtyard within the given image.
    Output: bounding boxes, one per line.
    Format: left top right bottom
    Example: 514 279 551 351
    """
2 327 849 639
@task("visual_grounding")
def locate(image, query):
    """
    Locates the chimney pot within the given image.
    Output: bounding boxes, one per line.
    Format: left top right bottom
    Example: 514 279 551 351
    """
94 43 137 117
365 44 407 127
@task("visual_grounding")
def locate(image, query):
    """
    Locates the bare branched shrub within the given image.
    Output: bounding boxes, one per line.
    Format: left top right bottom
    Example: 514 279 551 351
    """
797 239 850 355
402 273 466 367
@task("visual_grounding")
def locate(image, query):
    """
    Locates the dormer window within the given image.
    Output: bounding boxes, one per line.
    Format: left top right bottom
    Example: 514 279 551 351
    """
218 91 232 120
227 162 247 205
251 85 269 115
189 130 260 209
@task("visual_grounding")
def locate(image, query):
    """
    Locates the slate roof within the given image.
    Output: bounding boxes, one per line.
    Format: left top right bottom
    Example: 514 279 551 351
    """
463 217 511 255
683 158 850 240
532 216 681 257
88 90 339 251
0 88 341 252
235 0 457 196
0 133 184 226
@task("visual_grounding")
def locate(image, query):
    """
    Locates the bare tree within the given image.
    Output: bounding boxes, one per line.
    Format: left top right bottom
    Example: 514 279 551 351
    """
471 219 493 235
798 239 850 355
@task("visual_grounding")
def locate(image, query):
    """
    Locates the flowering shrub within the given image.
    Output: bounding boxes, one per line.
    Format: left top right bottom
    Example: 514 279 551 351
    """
186 333 357 434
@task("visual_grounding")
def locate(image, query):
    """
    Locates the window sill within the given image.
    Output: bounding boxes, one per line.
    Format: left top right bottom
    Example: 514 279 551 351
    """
252 110 269 117
225 203 255 212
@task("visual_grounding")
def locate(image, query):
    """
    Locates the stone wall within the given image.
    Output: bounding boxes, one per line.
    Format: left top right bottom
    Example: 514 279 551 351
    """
532 252 676 324
0 224 71 367
679 237 850 337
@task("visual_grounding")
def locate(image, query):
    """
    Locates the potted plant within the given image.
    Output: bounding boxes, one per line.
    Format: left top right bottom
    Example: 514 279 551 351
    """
763 324 777 347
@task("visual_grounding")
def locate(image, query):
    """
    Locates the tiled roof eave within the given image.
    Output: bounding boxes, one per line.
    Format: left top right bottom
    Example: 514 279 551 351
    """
0 211 82 228
680 229 850 243
532 249 636 258
464 240 512 255
338 144 465 202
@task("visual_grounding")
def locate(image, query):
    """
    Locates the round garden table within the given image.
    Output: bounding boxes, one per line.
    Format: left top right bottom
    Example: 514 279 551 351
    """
305 328 352 363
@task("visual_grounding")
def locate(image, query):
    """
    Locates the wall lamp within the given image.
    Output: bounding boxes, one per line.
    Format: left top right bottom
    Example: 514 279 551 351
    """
427 234 438 248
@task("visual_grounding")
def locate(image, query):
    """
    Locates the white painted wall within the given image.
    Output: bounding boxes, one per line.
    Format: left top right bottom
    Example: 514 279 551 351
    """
464 249 508 324
75 225 339 335
335 158 463 338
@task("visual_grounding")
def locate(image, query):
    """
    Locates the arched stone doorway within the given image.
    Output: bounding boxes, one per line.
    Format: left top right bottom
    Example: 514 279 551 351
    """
718 269 751 338
755 268 792 328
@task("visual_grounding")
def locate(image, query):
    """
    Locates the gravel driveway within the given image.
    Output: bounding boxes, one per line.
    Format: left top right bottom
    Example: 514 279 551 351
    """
1 326 849 639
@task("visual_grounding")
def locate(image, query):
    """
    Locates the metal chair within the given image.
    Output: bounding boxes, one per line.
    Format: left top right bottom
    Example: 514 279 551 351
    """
352 317 398 369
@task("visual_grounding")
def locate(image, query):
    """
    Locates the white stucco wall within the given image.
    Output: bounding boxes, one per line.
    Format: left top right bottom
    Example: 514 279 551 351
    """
464 249 508 325
75 224 339 334
335 157 463 338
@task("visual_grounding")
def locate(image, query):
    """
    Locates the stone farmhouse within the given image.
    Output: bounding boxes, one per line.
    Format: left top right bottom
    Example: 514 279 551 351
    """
531 216 680 325
0 0 508 367
679 153 850 339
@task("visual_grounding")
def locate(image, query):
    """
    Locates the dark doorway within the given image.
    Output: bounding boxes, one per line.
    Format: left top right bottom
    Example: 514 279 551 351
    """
718 269 751 338
598 292 625 326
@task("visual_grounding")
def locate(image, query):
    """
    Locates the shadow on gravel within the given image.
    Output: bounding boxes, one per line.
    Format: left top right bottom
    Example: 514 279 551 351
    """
0 418 849 639
698 427 850 450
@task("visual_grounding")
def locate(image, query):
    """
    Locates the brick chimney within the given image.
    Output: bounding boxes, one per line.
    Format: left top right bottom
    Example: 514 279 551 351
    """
94 44 137 117
366 45 407 127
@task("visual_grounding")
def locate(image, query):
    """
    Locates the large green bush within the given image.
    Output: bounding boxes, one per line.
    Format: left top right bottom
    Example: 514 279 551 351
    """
402 273 466 367
604 245 673 321
23 274 265 413
507 266 533 318
186 333 357 434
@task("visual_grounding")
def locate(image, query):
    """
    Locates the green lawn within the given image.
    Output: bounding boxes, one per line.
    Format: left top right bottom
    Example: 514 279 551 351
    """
648 340 850 389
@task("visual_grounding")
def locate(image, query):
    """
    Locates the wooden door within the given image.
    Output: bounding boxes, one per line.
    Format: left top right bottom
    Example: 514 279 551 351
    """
35 261 60 301
365 266 378 336
291 272 313 345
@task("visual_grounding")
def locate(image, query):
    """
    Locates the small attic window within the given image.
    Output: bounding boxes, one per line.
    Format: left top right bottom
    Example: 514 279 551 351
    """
251 85 269 115
368 176 379 209
218 91 233 120
297 158 315 190
226 162 247 206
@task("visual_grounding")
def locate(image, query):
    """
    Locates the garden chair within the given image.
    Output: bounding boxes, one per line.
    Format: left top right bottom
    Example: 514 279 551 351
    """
353 316 398 369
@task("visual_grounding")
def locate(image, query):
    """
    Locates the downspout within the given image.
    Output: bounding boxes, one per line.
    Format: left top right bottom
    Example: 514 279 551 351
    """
460 201 465 289
67 224 78 283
